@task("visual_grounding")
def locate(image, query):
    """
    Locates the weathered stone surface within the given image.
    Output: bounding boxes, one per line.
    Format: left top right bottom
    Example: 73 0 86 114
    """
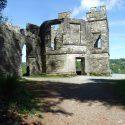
0 6 110 76
0 23 42 76
39 6 110 75
58 12 71 19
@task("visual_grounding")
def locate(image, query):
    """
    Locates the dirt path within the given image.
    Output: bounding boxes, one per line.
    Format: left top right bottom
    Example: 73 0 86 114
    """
25 75 125 125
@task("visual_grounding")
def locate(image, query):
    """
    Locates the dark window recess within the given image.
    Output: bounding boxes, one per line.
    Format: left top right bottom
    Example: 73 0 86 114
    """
94 35 102 48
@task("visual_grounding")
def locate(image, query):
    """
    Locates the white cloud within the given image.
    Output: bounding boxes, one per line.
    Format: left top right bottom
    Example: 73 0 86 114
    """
81 0 104 9
72 0 124 17
106 0 124 10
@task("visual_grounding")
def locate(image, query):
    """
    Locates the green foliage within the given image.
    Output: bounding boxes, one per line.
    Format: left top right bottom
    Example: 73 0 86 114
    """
0 0 8 22
0 73 18 97
30 73 76 78
0 0 7 11
0 74 42 124
0 12 8 22
90 72 110 76
110 58 125 74
76 60 81 71
0 74 41 114
21 62 27 76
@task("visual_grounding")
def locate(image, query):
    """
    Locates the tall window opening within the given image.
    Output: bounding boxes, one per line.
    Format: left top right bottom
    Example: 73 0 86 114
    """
51 24 60 50
94 35 102 49
21 44 27 76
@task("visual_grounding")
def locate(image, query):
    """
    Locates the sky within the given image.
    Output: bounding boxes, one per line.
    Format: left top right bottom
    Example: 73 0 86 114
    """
3 0 125 61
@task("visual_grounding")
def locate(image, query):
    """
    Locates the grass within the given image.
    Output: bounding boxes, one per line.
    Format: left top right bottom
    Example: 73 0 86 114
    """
0 74 41 115
30 73 76 78
112 80 125 100
89 72 111 76
0 73 42 124
21 62 27 76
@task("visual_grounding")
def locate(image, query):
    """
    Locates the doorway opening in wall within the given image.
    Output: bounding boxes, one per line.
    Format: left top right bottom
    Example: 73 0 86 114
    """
21 44 27 76
76 57 86 75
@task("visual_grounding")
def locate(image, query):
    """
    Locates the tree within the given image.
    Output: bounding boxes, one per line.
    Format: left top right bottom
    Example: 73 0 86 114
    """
0 0 7 22
0 0 7 11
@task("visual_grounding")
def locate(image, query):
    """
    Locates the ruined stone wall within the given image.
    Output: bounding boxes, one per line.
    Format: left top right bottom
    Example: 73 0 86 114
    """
26 24 42 75
46 54 86 74
42 15 87 74
0 6 110 76
40 6 110 75
85 6 110 75
0 23 42 76
0 23 25 76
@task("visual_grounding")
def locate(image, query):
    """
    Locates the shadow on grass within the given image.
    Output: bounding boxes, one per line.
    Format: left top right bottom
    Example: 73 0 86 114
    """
0 76 125 124
0 77 43 125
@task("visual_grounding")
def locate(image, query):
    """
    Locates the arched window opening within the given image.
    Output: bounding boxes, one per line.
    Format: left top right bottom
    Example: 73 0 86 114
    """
21 44 27 76
94 35 102 49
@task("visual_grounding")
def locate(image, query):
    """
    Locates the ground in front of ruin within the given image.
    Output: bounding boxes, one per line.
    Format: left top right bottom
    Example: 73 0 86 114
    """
25 74 125 125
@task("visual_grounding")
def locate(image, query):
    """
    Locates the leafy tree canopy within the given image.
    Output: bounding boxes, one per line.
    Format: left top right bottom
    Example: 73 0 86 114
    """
110 58 125 74
0 0 7 11
0 0 7 22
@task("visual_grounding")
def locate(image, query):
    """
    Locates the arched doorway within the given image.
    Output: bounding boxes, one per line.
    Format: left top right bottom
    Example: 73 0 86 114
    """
21 44 27 76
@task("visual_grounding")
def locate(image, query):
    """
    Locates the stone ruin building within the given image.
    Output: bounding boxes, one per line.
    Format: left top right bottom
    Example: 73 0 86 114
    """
0 6 110 76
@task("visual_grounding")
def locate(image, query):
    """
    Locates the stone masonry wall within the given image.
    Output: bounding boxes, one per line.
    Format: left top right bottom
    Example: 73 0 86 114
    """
0 6 110 76
26 24 42 75
40 6 110 75
0 23 25 76
85 6 110 75
0 23 42 76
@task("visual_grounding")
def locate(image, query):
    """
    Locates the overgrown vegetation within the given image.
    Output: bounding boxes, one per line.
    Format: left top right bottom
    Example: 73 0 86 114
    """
110 58 125 74
90 72 110 76
0 0 7 11
21 62 27 75
0 74 42 124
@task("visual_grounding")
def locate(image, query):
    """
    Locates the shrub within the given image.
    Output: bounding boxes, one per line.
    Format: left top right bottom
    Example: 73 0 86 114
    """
0 73 19 98
89 72 111 76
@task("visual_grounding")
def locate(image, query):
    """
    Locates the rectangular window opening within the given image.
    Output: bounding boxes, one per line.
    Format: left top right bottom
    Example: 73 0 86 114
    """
51 24 60 50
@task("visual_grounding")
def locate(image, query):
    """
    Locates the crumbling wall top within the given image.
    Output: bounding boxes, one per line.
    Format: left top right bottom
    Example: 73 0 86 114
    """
86 6 107 21
26 23 40 35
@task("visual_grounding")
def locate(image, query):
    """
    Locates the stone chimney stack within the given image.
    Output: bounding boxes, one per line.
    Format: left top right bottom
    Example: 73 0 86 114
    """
58 12 71 19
